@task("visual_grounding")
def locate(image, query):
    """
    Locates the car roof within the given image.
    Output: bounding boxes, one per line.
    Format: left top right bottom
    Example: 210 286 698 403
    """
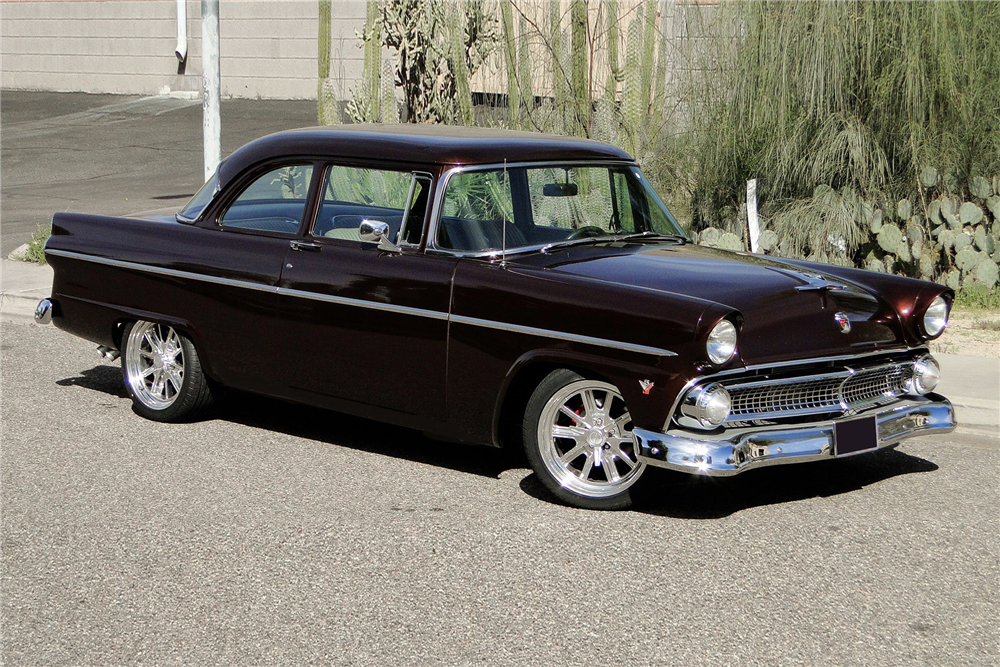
219 124 634 185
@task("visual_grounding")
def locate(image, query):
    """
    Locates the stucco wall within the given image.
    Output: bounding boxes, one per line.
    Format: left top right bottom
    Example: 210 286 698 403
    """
0 0 367 99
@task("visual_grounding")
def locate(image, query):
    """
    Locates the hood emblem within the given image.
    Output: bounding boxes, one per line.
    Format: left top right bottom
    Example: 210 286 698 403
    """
834 312 852 334
639 379 655 394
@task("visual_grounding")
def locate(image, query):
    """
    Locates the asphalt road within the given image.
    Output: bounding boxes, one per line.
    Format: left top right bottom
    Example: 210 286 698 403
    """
2 320 997 666
1 91 317 257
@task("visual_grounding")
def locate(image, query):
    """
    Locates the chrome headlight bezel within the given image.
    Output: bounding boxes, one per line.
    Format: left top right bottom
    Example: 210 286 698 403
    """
678 383 732 430
706 319 738 365
908 354 941 395
921 295 949 339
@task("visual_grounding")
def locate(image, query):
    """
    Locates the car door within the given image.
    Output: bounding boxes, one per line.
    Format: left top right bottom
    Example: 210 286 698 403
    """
274 164 457 421
186 162 318 392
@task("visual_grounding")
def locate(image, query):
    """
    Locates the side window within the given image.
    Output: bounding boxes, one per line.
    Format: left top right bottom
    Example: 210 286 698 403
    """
437 170 517 251
312 165 416 242
220 165 313 233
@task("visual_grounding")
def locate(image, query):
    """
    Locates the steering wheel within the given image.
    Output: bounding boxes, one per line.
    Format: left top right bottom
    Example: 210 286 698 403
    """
566 225 606 240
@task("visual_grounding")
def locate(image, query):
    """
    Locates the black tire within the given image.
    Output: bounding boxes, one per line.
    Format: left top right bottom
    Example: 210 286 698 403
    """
522 369 646 510
121 320 214 422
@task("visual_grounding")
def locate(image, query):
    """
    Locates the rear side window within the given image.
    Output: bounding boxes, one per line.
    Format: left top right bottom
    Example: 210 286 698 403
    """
220 165 313 233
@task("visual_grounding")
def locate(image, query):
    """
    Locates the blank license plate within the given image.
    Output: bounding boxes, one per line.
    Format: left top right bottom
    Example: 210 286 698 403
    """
834 416 878 455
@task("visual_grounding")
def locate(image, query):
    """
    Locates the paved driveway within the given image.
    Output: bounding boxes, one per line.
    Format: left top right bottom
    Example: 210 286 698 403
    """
2 321 997 665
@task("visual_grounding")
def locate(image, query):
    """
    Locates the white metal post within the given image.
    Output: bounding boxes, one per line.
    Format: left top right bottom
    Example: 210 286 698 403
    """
746 178 761 253
202 0 221 182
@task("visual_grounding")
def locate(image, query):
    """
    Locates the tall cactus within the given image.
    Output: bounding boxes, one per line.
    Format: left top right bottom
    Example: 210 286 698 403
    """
356 0 382 123
549 0 568 134
604 0 620 104
501 1 519 128
621 15 643 156
518 14 533 116
318 0 332 123
570 0 589 136
450 1 474 125
639 0 657 117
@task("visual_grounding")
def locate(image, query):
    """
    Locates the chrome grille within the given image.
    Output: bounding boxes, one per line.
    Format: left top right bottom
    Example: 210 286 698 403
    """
723 361 914 422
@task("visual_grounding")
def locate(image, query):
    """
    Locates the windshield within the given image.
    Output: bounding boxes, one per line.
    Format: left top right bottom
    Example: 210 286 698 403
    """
176 167 222 222
436 164 685 253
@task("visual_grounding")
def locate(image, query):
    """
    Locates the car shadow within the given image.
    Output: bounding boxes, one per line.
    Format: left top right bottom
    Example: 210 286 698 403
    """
57 365 938 509
519 448 938 518
635 448 938 519
215 389 525 480
56 364 128 398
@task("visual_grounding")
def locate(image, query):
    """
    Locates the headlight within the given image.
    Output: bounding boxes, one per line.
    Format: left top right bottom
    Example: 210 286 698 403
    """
908 354 941 395
707 319 738 365
922 295 948 338
679 383 732 429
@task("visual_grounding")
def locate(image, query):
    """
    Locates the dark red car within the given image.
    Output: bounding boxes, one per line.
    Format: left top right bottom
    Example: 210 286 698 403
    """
37 125 955 509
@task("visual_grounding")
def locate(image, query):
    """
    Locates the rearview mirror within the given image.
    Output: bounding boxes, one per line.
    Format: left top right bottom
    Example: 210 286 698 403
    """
542 182 578 197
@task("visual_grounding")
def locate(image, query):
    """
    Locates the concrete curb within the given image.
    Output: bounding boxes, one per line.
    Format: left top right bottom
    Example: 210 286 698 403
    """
0 258 53 323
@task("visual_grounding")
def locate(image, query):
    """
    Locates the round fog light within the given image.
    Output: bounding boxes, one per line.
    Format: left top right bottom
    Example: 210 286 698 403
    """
680 383 732 429
909 355 941 395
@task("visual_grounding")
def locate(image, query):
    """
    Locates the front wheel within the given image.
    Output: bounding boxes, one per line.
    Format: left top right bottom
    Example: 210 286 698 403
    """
122 320 213 422
523 369 646 510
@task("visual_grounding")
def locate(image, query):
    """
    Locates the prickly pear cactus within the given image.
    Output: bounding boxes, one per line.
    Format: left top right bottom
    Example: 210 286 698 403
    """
976 259 999 288
877 224 902 254
970 176 991 200
955 246 982 272
896 199 911 221
959 202 984 226
920 167 938 189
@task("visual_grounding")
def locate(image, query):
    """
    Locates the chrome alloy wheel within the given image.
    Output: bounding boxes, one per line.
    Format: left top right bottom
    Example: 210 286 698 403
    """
536 379 646 498
124 322 185 410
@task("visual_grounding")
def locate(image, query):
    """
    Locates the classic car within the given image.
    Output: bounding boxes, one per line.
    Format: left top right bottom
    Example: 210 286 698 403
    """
36 124 955 509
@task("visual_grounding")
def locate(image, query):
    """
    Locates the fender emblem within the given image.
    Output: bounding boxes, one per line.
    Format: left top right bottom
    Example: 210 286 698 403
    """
834 312 852 334
639 379 654 394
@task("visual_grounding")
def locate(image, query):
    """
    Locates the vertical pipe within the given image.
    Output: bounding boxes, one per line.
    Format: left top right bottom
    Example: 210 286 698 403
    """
202 0 221 182
747 178 761 253
175 0 188 62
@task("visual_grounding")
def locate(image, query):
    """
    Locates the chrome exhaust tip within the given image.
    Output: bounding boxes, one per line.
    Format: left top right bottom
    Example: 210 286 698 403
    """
97 345 121 362
34 298 54 325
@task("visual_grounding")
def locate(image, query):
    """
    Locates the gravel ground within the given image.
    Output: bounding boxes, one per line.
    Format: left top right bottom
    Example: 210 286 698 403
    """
930 308 1000 358
2 322 998 666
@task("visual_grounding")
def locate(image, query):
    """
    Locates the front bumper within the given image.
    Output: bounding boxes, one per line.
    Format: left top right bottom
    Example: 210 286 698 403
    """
633 395 955 476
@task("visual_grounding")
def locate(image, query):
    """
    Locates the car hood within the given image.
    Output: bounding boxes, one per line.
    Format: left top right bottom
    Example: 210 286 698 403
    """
526 243 915 365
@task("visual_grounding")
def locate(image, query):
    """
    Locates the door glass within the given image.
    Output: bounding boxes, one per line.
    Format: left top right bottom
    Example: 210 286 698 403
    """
220 165 313 233
313 166 420 243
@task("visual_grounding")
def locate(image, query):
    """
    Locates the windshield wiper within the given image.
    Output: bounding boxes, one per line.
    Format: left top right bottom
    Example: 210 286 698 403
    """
541 231 687 252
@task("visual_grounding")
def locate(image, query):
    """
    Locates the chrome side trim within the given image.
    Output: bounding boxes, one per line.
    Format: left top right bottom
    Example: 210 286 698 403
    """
278 286 448 320
450 314 676 357
46 248 672 356
47 249 278 295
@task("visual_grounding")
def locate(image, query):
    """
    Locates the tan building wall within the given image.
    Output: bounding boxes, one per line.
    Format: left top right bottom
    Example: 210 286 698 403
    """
1 0 367 99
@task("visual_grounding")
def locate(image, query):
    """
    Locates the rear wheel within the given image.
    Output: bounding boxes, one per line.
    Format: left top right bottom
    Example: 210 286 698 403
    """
523 369 646 510
122 320 213 422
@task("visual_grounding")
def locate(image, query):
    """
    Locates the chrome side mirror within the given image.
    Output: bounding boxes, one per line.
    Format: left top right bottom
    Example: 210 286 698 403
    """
359 219 400 253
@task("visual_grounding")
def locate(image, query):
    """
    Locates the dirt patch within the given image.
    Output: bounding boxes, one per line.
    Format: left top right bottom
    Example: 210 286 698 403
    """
929 308 1000 358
